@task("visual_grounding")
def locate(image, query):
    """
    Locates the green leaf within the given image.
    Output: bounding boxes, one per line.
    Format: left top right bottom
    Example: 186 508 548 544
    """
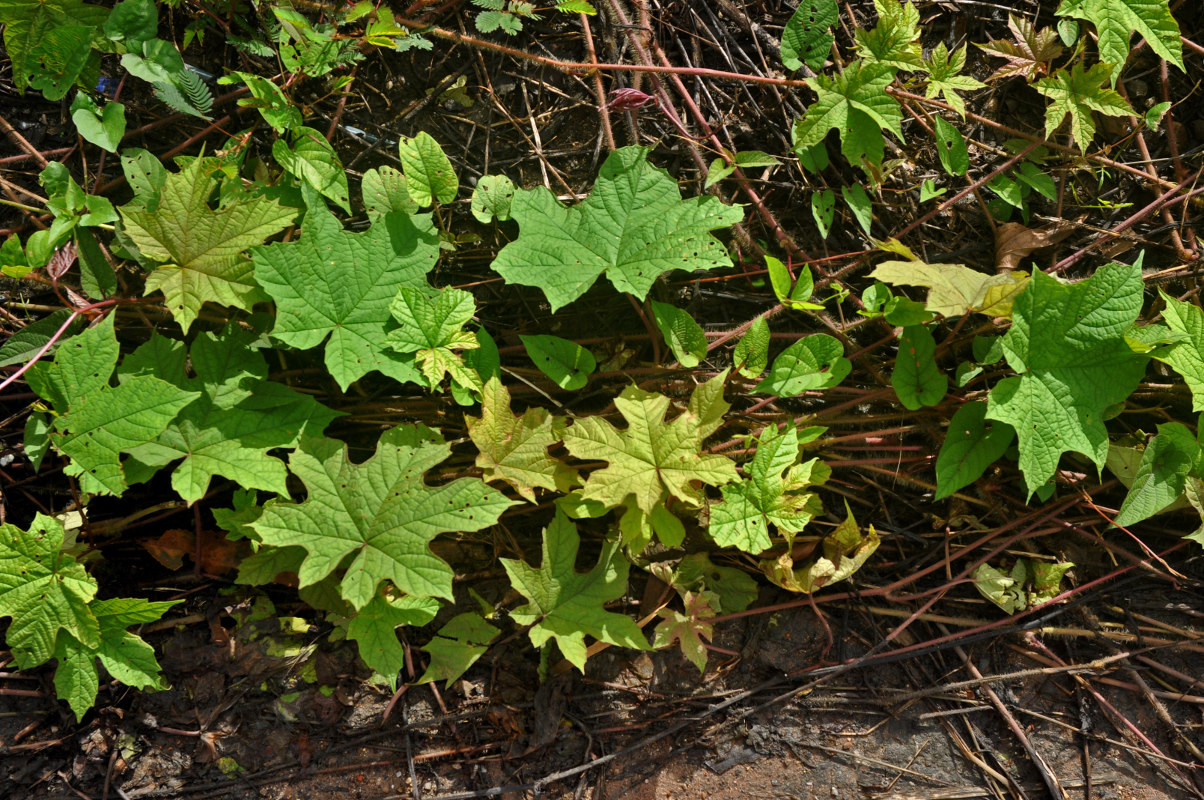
0 309 80 368
762 502 879 593
1035 63 1135 153
754 334 850 396
0 514 98 669
985 262 1148 495
28 316 201 495
1114 423 1201 527
386 287 481 392
979 14 1063 82
935 401 1015 499
556 0 596 14
53 596 179 720
397 131 458 207
520 334 596 391
417 612 499 687
561 374 739 516
104 0 156 45
467 377 579 502
810 189 835 238
219 71 301 133
122 326 342 505
345 594 440 690
252 202 441 391
663 552 759 613
870 259 1019 317
491 146 743 311
470 174 516 222
794 61 903 170
780 0 838 72
120 158 295 332
733 316 770 379
709 424 828 554
250 426 517 608
892 325 947 410
704 159 734 189
362 165 417 217
70 93 126 153
919 179 945 202
932 116 969 176
502 510 649 672
854 0 923 70
273 127 351 213
843 185 874 237
653 592 714 673
120 148 166 212
650 300 708 367
923 43 984 118
1155 292 1204 412
52 374 200 495
0 0 106 97
25 312 118 411
1056 0 1183 80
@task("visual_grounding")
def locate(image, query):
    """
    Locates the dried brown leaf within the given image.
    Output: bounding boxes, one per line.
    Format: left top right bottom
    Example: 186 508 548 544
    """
994 219 1077 272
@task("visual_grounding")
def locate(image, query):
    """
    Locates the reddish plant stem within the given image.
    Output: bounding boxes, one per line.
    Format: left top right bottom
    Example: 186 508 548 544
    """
1051 170 1204 273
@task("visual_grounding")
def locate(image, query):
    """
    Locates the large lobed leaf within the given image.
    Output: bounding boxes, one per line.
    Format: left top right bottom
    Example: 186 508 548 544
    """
26 315 200 496
252 200 441 390
1035 63 1134 153
122 326 342 504
793 60 903 170
1056 0 1183 81
0 514 98 669
502 511 648 671
467 378 578 502
561 373 738 515
490 146 743 311
709 425 828 554
250 425 516 609
986 262 1148 495
121 158 295 332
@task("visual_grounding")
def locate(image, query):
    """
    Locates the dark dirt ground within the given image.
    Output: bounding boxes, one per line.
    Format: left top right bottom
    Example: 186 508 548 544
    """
3 0 1204 798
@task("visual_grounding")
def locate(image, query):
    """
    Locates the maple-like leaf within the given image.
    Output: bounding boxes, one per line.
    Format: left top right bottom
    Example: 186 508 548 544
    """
709 425 828 554
1056 0 1183 81
978 14 1064 82
345 593 440 690
490 146 743 311
793 61 903 169
986 262 1148 495
561 372 738 516
250 425 517 609
26 315 201 496
854 0 923 71
466 378 578 502
252 201 441 390
120 158 295 332
1035 63 1134 153
0 514 98 669
53 597 179 720
652 591 715 673
923 43 985 118
501 510 648 671
122 326 342 504
386 286 481 392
